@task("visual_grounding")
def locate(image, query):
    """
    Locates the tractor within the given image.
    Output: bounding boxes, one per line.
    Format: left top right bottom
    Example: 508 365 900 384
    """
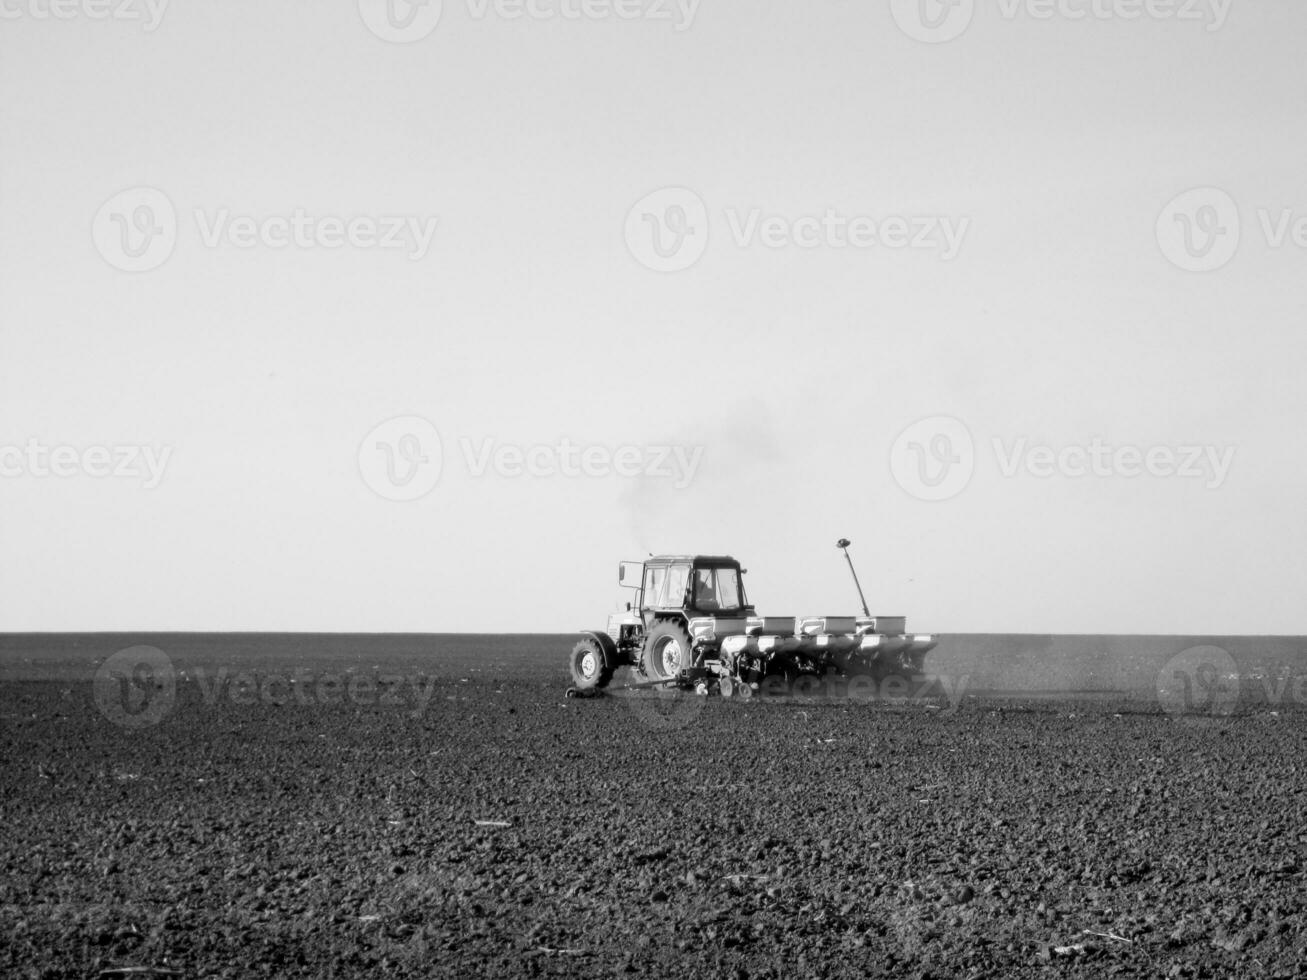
567 541 938 697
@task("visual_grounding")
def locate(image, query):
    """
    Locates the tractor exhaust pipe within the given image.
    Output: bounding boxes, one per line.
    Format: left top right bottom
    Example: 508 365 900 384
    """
836 538 871 619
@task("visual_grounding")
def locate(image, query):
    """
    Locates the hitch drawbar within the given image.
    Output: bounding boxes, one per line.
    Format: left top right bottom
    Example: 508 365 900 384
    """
563 676 751 700
565 675 691 698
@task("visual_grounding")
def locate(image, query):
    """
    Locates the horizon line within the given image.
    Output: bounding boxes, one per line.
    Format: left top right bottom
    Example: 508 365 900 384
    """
2 629 1306 640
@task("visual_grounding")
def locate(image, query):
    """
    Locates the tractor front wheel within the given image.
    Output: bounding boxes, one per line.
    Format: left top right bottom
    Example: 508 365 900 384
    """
569 638 613 690
641 621 692 683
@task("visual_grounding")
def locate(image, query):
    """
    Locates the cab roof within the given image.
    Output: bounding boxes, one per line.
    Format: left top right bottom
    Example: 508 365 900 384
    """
645 555 740 567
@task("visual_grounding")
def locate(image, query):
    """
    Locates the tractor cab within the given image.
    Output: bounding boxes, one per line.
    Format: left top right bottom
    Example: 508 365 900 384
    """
629 555 751 620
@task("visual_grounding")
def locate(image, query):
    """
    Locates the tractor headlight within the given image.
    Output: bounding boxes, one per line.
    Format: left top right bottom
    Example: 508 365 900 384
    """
688 618 716 642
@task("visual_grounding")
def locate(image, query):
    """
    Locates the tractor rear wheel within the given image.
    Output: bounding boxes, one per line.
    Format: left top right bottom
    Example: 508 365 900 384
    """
569 638 613 690
642 621 692 683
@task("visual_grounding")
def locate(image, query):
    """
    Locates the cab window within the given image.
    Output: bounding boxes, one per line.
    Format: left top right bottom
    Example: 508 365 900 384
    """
643 566 665 607
664 564 689 606
694 568 742 610
643 564 691 608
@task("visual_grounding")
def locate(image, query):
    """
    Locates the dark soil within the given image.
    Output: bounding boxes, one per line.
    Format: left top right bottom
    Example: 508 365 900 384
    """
3 634 1307 978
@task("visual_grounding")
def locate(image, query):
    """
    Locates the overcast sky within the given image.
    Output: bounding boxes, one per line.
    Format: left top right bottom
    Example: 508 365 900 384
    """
2 0 1304 634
